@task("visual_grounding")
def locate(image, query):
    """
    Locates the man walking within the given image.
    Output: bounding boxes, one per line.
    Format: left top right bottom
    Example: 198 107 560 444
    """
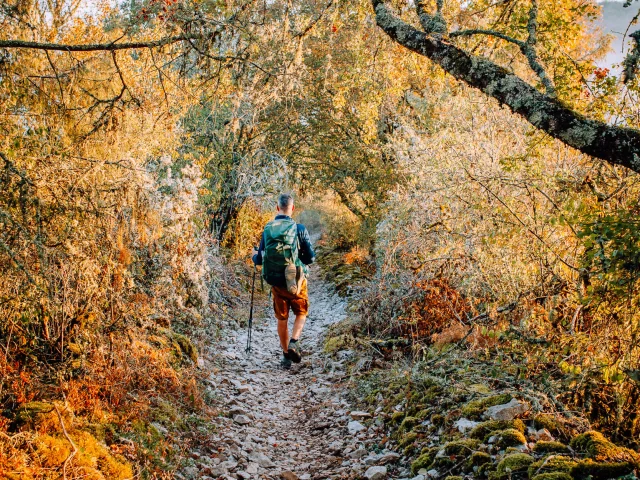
253 193 316 369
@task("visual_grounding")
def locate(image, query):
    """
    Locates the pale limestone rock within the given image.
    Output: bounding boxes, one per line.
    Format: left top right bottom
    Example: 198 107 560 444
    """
233 414 251 425
453 418 480 433
364 465 387 480
248 451 275 468
347 420 366 435
377 452 401 464
483 398 530 421
350 410 372 419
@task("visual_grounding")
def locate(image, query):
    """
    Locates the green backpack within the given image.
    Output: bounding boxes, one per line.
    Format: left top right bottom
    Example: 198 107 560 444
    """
262 217 305 288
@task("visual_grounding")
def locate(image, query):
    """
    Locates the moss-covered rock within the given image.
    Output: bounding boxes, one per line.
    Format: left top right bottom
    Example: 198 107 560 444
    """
13 401 54 428
489 453 534 479
479 460 497 478
570 459 635 479
422 385 444 402
570 430 640 465
411 448 437 475
398 431 418 448
532 441 570 455
528 455 577 477
492 428 527 448
389 411 405 425
444 438 481 456
530 473 572 480
404 443 420 456
66 342 84 355
399 416 418 432
324 333 350 353
416 409 431 420
431 454 456 471
431 413 445 426
469 419 526 440
461 394 513 420
464 451 493 473
170 331 197 362
468 451 492 467
533 414 565 437
444 477 463 480
84 422 117 443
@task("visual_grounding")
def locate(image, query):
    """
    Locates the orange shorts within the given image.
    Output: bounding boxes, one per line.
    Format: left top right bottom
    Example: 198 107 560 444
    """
272 279 309 321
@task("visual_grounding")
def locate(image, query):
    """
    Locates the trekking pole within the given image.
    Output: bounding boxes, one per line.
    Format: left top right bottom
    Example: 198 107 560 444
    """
246 264 257 354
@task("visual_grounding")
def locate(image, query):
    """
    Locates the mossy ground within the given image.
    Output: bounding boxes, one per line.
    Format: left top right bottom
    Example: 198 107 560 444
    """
571 459 636 479
316 244 375 296
467 451 492 469
411 447 438 474
398 431 419 448
329 308 640 480
490 453 534 479
528 455 577 477
531 473 572 480
324 333 353 353
34 430 133 479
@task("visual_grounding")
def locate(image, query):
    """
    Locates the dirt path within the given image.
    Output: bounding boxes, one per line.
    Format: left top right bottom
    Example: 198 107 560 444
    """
179 267 410 480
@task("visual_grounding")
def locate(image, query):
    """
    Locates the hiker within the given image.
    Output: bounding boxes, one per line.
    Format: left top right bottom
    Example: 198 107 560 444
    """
253 193 316 369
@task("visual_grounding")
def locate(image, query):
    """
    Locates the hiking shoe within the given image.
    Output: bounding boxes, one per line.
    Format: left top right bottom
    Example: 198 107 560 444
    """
287 340 302 364
280 354 292 370
285 263 298 294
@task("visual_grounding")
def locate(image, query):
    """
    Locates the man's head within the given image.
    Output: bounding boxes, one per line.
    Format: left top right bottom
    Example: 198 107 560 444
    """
276 193 294 216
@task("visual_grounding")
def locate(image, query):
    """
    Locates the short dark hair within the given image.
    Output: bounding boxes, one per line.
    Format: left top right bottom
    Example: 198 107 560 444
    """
278 193 294 209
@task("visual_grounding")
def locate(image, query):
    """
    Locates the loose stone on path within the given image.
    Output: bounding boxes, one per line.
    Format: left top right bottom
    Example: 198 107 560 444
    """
177 267 406 479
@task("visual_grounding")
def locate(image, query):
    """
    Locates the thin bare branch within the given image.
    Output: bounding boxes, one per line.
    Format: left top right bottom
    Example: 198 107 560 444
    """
294 0 335 38
451 28 524 46
522 0 555 96
0 35 199 52
54 404 78 480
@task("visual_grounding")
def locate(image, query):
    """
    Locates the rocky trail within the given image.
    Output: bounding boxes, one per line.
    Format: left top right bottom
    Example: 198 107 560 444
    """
178 268 410 480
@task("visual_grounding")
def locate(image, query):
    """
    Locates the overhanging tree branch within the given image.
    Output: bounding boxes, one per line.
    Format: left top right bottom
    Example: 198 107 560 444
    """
451 2 555 96
0 35 199 52
372 0 640 174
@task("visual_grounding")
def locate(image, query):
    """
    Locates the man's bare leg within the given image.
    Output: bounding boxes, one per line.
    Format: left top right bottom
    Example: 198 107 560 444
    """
277 318 290 352
291 314 306 341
